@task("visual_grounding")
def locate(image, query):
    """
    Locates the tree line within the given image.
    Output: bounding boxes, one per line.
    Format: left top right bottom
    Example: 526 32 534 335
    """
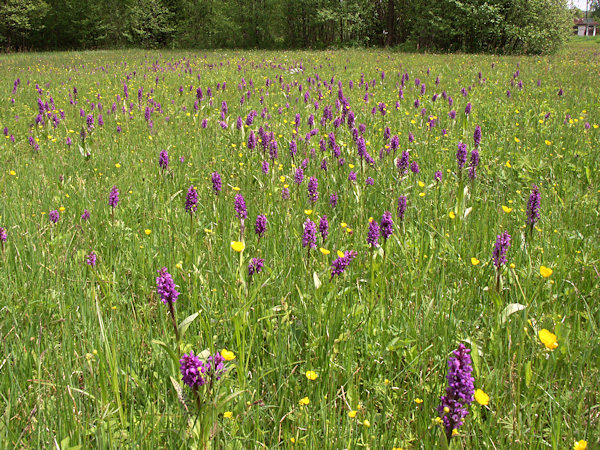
0 0 575 54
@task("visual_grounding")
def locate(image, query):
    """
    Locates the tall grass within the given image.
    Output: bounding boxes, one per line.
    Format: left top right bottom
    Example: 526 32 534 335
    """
0 46 598 448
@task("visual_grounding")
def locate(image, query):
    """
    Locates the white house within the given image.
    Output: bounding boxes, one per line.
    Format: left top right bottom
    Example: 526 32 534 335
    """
574 18 598 36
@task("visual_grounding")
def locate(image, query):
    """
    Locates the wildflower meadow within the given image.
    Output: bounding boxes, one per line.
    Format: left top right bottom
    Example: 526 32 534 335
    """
0 46 599 448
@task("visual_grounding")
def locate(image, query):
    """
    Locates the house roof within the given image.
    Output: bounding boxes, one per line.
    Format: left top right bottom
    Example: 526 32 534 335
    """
574 18 599 26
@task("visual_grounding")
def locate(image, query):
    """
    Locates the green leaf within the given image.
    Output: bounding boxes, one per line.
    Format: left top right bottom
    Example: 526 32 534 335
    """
178 312 199 339
500 303 526 325
463 206 472 219
585 166 591 184
468 338 482 378
525 360 532 388
151 339 178 366
215 390 244 411
313 271 322 290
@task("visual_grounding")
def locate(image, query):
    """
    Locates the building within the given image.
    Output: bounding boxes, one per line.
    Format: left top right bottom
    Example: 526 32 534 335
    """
574 18 598 36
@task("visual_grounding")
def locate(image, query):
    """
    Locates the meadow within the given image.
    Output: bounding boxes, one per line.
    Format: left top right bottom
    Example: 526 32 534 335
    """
0 46 599 449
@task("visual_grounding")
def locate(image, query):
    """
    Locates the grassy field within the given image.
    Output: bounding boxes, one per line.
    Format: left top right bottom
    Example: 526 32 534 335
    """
0 46 599 449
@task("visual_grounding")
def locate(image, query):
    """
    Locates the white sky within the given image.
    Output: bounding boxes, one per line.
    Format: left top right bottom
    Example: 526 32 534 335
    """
570 0 591 11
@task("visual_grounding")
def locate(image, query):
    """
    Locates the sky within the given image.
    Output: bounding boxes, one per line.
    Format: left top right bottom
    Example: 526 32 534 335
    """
571 0 591 11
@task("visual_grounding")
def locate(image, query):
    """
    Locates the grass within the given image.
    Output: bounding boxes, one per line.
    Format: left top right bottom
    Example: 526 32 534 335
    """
0 45 599 448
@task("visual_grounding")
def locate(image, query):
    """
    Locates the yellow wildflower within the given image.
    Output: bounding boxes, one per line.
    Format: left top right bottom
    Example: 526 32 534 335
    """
231 241 245 252
221 349 236 361
539 329 558 350
540 266 553 278
305 370 318 381
474 389 490 406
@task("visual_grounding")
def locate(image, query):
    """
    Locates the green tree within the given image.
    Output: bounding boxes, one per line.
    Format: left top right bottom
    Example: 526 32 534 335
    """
0 0 49 49
128 0 175 47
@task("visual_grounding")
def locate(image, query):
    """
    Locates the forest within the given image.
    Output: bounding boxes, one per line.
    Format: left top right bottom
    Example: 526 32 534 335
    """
0 0 577 54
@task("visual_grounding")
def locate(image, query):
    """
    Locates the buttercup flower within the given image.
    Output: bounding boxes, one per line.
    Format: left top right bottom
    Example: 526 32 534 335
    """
539 329 558 350
474 389 489 406
540 266 553 278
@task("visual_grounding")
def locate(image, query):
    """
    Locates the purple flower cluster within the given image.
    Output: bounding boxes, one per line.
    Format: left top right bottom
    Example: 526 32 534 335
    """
308 176 318 203
180 351 205 389
302 219 317 249
159 149 169 171
205 352 226 381
367 220 380 247
185 185 198 214
319 215 329 242
108 186 119 208
255 214 267 238
473 125 482 147
211 172 222 195
248 257 264 277
397 196 407 221
492 231 511 268
396 151 409 175
234 194 248 219
49 210 60 223
331 250 357 278
526 185 541 227
468 149 479 180
456 142 467 171
329 193 338 208
180 351 227 390
294 167 304 185
81 209 90 221
437 344 475 441
0 227 7 242
156 267 180 305
86 251 97 267
380 211 393 240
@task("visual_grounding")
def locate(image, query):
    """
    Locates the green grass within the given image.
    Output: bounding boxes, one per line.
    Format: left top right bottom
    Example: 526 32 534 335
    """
0 45 598 448
569 34 600 46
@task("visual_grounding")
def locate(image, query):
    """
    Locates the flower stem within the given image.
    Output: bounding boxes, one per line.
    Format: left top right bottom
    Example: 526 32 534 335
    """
168 301 180 353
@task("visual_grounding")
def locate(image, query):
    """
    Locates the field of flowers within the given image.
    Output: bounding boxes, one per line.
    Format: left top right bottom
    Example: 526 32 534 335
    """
0 47 599 448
